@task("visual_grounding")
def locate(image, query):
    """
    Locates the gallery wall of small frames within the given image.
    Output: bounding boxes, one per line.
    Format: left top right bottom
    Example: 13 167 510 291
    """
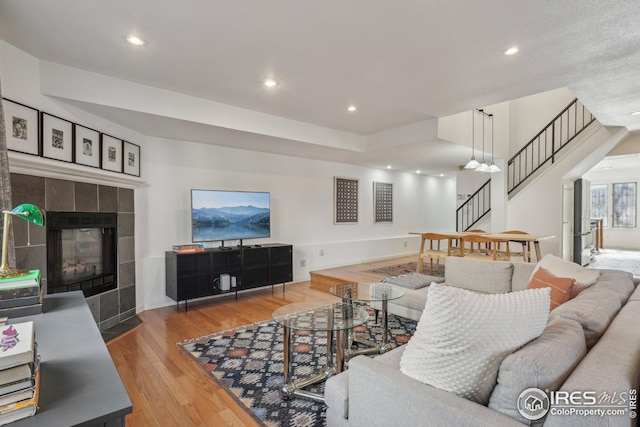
2 97 141 177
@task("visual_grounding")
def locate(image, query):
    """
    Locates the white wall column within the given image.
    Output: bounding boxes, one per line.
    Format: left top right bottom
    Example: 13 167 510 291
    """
490 159 507 232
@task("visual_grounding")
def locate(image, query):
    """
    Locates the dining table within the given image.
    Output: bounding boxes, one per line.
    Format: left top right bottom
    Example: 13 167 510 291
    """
410 231 555 263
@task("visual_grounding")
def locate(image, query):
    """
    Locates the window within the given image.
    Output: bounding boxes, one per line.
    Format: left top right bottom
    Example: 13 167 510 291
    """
612 182 636 228
590 184 608 227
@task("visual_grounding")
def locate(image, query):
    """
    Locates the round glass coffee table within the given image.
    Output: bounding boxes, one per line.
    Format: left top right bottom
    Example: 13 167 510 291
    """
272 301 369 402
330 282 405 359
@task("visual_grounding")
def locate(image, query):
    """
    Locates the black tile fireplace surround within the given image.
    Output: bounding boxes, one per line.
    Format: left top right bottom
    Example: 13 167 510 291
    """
46 211 118 298
10 173 136 331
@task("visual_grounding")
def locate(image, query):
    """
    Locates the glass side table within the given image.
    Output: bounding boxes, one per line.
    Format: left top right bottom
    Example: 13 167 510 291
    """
272 301 369 403
330 282 405 363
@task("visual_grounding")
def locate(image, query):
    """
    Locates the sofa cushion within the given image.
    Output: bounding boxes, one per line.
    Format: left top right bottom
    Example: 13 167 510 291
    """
381 272 444 289
592 270 635 305
549 280 622 349
377 286 430 320
526 267 575 310
628 285 640 302
511 261 537 292
444 257 514 294
532 254 600 290
399 283 550 405
544 301 640 427
488 317 586 424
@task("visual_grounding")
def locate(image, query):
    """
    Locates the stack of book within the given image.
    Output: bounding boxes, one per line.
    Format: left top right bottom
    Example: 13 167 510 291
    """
0 320 40 425
173 243 205 254
0 271 42 318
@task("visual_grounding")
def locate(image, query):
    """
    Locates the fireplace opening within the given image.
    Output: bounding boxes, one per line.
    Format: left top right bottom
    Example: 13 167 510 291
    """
47 212 117 297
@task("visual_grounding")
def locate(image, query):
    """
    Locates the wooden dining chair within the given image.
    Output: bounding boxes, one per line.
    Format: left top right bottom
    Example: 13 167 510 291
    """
460 234 510 261
460 229 489 254
418 233 460 274
496 230 531 262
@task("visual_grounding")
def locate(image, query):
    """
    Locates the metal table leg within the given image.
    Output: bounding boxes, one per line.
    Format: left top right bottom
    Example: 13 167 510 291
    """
279 307 337 403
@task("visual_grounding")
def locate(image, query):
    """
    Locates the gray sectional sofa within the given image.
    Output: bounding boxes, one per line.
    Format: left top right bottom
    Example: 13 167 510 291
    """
325 256 640 426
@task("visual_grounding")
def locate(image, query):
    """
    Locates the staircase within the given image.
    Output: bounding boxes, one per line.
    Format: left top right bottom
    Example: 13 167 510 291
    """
456 178 491 231
456 98 597 232
507 98 595 196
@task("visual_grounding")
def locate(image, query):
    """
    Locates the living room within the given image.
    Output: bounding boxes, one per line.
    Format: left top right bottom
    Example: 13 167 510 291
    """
1 2 640 426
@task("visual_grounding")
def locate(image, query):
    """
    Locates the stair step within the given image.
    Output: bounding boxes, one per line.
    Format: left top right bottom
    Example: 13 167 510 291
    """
309 271 351 293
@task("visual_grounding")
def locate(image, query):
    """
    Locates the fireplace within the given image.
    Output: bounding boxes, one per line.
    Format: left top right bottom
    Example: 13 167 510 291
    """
46 211 118 297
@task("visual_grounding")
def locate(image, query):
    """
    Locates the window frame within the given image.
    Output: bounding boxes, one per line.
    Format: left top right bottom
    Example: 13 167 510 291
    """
589 183 608 227
611 182 637 228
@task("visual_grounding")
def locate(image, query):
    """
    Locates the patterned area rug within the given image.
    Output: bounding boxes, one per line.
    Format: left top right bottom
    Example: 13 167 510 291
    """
364 261 444 277
178 309 417 427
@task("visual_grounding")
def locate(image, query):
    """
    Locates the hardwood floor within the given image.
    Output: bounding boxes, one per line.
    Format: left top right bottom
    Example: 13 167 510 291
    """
310 255 417 292
107 283 331 426
106 255 413 427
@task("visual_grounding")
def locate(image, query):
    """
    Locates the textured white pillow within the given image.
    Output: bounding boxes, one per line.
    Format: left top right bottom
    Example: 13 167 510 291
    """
532 254 599 288
399 283 550 405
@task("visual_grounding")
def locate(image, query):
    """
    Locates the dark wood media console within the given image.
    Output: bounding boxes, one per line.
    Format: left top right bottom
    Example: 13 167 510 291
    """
165 243 293 311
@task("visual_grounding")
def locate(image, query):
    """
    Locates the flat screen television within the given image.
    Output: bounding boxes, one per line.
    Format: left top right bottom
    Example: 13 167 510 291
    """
191 189 271 243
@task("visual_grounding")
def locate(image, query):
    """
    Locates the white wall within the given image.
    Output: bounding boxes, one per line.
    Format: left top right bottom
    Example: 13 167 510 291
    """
438 101 510 159
1 40 456 312
0 41 144 150
137 137 455 309
508 88 576 157
607 133 640 157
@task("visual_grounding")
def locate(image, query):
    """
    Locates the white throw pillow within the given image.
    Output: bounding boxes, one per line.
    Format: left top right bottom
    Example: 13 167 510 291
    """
399 283 550 405
532 254 600 288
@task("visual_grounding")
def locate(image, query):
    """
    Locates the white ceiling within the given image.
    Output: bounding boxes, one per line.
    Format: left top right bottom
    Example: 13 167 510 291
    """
1 0 639 175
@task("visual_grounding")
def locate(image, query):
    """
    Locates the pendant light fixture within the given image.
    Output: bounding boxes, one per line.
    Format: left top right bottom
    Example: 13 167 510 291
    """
464 109 480 169
475 109 490 172
487 113 501 173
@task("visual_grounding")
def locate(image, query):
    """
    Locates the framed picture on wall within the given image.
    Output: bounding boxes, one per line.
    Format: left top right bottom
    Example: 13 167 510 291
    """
41 112 73 162
74 124 101 168
2 98 40 155
101 134 123 173
374 182 393 223
334 177 359 224
123 141 140 177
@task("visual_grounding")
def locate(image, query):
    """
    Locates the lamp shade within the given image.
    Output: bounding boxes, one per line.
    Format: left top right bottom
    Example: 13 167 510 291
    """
487 162 501 173
475 162 490 173
1 203 45 278
464 158 480 170
10 204 44 227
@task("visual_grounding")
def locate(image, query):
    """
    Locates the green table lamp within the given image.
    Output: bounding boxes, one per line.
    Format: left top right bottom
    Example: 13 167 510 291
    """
0 203 45 278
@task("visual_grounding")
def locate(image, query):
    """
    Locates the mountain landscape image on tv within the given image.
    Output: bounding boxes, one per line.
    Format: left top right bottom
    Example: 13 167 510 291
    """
191 189 271 242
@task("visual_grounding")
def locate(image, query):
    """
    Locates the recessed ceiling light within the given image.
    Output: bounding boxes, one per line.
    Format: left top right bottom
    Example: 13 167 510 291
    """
386 165 392 169
631 111 640 115
264 79 278 88
416 170 421 174
126 35 146 46
347 105 357 112
504 47 519 56
439 174 444 177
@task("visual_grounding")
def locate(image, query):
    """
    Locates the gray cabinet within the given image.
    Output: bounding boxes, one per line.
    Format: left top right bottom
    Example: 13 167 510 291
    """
11 291 132 426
